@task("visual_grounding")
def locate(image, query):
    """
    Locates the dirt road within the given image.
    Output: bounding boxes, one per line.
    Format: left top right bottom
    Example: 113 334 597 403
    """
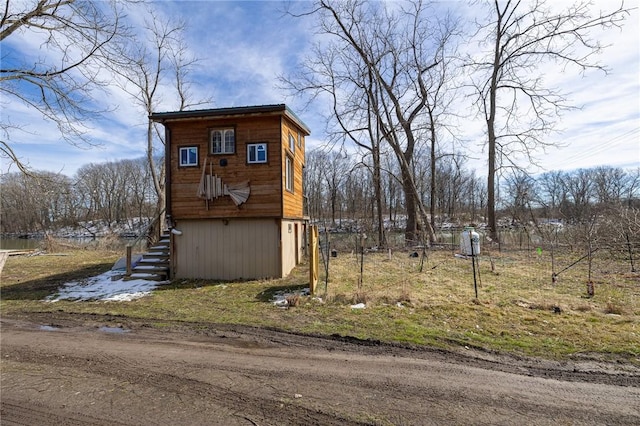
1 312 639 425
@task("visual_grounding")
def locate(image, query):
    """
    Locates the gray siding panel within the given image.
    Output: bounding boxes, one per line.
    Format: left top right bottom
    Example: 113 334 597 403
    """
175 219 280 280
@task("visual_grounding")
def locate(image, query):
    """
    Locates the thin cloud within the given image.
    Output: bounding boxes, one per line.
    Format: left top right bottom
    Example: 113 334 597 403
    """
2 0 638 176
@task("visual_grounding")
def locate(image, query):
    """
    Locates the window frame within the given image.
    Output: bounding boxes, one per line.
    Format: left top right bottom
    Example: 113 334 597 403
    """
210 127 235 155
288 132 295 154
178 146 199 167
285 155 294 193
247 142 268 164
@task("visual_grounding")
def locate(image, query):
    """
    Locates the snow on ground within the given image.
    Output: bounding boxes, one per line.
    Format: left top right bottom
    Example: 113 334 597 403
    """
46 270 166 302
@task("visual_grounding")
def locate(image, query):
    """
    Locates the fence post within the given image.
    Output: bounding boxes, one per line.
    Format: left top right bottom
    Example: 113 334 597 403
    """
309 226 319 295
126 245 132 276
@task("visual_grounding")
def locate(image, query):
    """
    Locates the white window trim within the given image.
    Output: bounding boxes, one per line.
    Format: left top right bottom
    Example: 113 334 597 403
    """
247 142 268 164
285 155 294 192
179 146 198 167
210 128 235 154
288 132 295 153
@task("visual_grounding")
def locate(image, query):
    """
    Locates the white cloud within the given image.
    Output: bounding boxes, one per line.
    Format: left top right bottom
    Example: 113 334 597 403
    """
2 0 638 177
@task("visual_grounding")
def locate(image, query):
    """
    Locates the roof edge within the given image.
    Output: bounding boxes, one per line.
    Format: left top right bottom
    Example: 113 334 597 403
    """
150 104 310 135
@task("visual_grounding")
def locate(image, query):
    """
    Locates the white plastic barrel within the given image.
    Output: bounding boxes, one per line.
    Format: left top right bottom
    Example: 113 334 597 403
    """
460 227 480 256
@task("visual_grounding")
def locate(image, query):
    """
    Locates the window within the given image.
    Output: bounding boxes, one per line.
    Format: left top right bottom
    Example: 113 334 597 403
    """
288 132 295 153
179 146 198 167
247 143 267 164
297 131 302 148
285 155 294 192
210 128 235 154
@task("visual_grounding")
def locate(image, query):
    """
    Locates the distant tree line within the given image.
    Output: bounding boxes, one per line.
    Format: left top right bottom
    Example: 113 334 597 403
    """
1 158 157 237
1 153 638 254
305 150 640 244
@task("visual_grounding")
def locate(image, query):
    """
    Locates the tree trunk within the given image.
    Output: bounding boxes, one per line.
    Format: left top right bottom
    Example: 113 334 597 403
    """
147 120 166 233
486 10 501 243
430 118 437 231
372 144 386 248
402 167 418 244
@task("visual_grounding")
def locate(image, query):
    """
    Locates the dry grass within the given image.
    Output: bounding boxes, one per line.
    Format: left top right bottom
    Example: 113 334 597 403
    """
1 244 639 362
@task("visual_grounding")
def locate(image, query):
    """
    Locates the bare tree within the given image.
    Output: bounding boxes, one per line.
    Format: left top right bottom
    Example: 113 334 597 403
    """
0 0 129 172
563 168 595 223
503 170 536 226
468 0 631 241
304 149 329 222
0 170 74 234
537 170 568 218
323 151 351 227
113 8 211 221
284 0 463 245
74 158 157 234
592 166 628 206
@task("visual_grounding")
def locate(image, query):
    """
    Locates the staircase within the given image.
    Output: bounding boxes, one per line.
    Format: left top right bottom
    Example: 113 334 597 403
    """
127 233 171 281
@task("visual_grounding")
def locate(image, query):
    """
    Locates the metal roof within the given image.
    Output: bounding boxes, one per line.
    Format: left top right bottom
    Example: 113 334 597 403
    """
149 104 311 135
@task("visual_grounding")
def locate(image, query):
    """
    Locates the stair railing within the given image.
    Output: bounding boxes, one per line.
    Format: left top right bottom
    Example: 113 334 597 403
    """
125 208 166 277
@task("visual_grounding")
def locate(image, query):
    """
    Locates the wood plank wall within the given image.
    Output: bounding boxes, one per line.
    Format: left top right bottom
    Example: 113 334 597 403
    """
281 117 306 219
166 114 306 220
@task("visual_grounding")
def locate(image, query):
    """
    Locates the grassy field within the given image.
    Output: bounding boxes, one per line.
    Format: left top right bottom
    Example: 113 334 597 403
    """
1 244 638 362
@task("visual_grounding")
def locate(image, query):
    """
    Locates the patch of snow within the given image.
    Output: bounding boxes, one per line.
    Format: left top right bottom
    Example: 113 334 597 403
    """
112 254 143 271
46 270 167 302
271 287 310 307
273 299 289 308
350 303 366 309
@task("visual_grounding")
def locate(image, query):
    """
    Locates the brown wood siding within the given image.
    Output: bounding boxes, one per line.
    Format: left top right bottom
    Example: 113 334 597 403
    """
281 118 306 219
174 218 280 280
167 117 284 220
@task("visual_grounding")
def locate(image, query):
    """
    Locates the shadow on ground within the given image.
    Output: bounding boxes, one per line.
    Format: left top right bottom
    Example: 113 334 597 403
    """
1 262 114 301
255 283 309 303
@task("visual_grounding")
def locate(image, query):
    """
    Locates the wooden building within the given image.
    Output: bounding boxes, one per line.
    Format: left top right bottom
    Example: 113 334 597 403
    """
150 104 310 280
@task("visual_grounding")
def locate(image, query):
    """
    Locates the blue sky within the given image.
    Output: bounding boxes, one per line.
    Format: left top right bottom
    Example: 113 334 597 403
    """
1 0 639 177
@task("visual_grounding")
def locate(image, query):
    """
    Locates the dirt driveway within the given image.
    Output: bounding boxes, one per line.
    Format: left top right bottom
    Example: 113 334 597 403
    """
1 312 639 425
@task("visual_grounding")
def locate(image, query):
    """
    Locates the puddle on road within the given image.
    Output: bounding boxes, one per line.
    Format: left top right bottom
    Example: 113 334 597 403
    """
38 324 130 333
98 326 130 334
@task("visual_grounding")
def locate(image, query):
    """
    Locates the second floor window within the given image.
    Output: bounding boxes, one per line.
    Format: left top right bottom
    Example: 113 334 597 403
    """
247 143 267 164
179 146 198 167
288 132 295 153
210 128 235 154
285 155 294 192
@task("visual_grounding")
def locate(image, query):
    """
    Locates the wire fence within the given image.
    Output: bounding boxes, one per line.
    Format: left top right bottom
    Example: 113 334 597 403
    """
316 224 639 274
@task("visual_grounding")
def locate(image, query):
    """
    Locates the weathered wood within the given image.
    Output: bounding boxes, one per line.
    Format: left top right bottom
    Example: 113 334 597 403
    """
0 250 8 275
165 113 307 221
153 105 310 280
126 245 132 276
309 226 319 295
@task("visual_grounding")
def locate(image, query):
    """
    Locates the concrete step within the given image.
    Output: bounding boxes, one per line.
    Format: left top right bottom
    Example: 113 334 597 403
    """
124 272 168 281
145 250 169 256
125 234 171 281
129 264 169 281
137 258 169 267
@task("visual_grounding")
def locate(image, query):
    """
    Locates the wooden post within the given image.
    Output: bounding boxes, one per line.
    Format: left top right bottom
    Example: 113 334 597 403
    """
126 245 132 276
309 226 319 295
